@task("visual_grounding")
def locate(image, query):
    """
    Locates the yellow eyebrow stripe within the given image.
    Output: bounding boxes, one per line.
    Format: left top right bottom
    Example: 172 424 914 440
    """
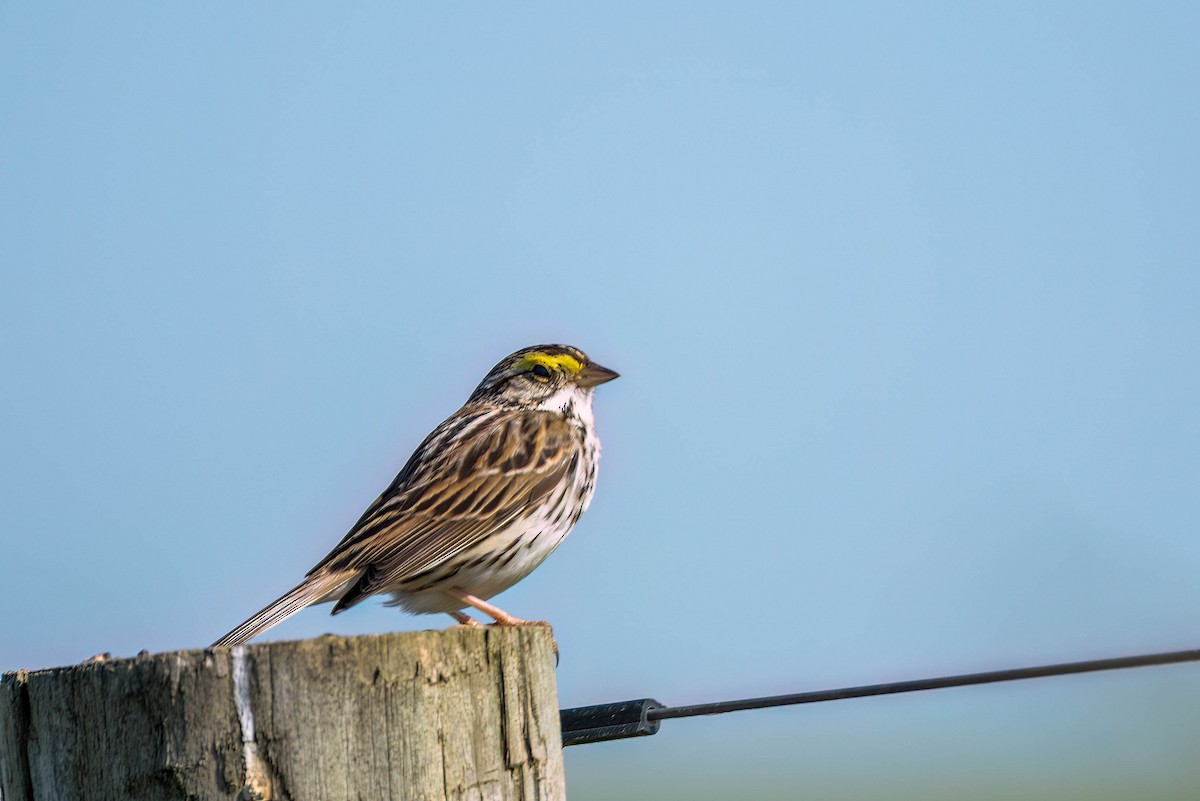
517 353 583 374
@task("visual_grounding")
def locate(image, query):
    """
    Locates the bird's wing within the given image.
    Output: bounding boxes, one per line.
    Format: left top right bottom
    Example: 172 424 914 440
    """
308 405 582 607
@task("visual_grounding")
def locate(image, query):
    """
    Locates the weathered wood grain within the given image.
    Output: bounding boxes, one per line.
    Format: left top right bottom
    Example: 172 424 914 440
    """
0 627 564 801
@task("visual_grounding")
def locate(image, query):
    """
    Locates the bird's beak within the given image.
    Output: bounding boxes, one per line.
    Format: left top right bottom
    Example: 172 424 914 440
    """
575 362 620 388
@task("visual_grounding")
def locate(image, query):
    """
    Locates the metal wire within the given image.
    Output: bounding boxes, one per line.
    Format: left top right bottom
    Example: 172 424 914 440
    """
646 647 1200 722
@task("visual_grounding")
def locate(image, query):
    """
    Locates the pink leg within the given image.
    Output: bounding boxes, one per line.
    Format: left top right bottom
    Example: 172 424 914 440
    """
449 611 482 627
447 590 545 627
448 590 557 662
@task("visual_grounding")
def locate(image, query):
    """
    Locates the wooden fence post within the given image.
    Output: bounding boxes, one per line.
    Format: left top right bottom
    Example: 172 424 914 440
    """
0 627 564 801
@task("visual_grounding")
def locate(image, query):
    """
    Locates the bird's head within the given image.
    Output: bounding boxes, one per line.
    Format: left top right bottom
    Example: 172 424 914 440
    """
469 344 619 411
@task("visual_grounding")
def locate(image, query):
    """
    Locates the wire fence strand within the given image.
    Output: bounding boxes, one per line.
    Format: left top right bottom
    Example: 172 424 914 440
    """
561 647 1200 745
645 648 1200 721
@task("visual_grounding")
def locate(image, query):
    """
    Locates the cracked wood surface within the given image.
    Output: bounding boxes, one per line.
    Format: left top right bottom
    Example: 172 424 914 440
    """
0 628 565 801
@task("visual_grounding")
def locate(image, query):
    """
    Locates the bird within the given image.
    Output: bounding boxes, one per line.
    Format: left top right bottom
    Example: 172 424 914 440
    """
211 344 618 648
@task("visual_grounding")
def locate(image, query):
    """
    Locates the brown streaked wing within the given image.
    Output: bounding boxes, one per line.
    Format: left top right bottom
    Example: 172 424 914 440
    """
313 407 582 606
305 404 499 576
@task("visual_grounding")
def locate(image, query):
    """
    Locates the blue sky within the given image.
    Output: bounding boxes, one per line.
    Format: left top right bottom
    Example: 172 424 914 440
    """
3 4 1199 798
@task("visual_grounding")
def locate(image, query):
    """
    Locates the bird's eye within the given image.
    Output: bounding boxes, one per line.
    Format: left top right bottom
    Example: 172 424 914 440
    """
531 364 552 381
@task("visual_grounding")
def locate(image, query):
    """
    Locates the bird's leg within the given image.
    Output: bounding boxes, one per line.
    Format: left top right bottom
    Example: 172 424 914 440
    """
446 590 547 627
447 590 558 663
448 611 482 628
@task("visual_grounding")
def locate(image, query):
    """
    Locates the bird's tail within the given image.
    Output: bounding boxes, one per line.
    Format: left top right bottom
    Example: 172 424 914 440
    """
210 572 350 648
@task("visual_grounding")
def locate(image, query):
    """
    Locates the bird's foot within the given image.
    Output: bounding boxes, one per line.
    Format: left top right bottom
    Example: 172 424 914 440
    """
486 617 552 628
448 611 483 628
446 589 558 662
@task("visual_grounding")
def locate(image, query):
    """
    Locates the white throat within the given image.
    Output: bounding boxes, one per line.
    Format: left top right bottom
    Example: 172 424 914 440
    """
536 384 596 423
